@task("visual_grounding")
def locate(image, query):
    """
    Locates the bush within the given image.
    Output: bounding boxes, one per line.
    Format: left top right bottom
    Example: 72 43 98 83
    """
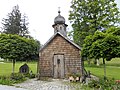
0 73 26 85
24 73 36 79
99 78 114 89
88 78 120 90
11 73 25 80
0 72 35 85
99 78 120 90
0 76 12 85
88 79 100 89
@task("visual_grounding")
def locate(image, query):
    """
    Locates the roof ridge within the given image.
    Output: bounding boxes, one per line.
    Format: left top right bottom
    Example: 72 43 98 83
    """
40 32 81 52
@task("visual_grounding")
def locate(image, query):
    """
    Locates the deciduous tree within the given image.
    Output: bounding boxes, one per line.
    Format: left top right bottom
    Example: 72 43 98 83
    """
0 34 40 74
69 0 120 47
82 27 120 78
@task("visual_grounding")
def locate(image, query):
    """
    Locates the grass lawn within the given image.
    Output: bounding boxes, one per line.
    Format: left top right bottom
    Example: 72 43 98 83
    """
0 58 120 80
85 58 120 80
0 61 37 76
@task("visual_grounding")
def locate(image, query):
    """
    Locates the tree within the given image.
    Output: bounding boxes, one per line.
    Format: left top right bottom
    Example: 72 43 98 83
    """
0 34 40 74
24 39 41 61
81 31 105 65
20 14 29 38
69 0 120 47
1 5 30 37
82 27 120 78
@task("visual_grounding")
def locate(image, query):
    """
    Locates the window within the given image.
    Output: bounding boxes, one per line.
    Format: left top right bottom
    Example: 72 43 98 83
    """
57 59 60 64
60 26 62 30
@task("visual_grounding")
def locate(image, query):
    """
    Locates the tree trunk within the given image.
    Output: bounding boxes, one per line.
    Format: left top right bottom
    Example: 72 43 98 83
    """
103 58 106 79
12 60 16 75
94 59 97 65
81 57 84 76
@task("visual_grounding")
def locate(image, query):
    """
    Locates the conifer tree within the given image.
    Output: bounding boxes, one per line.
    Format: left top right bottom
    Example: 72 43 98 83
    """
2 5 30 37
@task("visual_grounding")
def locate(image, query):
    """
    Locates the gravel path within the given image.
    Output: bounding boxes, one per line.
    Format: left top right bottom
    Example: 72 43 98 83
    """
0 85 27 90
15 78 82 90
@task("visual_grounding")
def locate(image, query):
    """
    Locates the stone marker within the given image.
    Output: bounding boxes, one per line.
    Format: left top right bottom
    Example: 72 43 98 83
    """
19 63 29 74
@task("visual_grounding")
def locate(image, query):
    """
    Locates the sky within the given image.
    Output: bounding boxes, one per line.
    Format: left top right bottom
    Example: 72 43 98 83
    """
0 0 120 44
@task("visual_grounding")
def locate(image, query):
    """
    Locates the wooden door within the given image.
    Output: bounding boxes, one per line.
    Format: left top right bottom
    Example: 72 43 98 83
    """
53 55 64 78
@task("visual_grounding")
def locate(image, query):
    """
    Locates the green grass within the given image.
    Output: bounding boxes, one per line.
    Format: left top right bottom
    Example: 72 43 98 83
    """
85 58 120 80
0 58 120 80
0 61 37 76
105 58 120 66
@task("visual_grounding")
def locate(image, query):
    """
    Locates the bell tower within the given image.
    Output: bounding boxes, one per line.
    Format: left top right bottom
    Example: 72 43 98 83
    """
52 9 68 36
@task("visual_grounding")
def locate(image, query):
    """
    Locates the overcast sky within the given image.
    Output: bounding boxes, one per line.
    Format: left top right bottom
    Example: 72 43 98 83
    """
0 0 120 44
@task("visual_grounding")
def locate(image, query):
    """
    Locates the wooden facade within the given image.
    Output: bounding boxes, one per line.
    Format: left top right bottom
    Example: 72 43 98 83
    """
38 33 82 78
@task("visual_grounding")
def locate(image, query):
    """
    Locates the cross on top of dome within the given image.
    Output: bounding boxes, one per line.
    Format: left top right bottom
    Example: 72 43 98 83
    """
58 7 61 14
54 7 65 24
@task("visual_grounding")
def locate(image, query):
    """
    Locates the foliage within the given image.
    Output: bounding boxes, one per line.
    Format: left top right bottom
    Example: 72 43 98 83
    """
0 73 26 85
82 27 120 77
81 35 93 59
82 27 120 60
88 79 100 89
69 0 120 47
1 5 30 38
88 78 120 90
11 73 26 82
0 61 37 85
81 31 106 60
0 34 40 74
24 72 36 79
0 76 12 85
0 34 40 61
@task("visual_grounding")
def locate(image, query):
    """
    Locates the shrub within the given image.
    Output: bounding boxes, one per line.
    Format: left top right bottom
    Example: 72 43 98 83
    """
0 72 35 85
99 78 115 90
10 73 26 84
88 79 100 89
24 73 36 79
11 73 25 80
88 78 120 90
0 76 12 85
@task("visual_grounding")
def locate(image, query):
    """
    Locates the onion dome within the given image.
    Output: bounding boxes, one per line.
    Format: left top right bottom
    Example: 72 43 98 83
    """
54 10 65 24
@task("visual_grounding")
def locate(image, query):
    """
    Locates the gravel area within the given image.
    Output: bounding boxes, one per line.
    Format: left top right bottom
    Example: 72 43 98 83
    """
0 85 27 90
15 78 82 90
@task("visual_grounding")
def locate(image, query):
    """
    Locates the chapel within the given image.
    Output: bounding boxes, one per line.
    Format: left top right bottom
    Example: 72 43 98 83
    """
38 10 83 78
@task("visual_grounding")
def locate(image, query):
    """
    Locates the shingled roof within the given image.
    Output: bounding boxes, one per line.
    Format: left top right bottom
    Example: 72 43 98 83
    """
40 32 81 52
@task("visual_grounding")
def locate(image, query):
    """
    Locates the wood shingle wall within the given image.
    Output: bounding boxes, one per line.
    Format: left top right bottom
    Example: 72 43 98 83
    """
39 34 82 78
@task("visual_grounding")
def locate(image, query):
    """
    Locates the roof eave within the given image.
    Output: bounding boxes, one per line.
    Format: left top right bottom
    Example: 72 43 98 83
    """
39 32 81 52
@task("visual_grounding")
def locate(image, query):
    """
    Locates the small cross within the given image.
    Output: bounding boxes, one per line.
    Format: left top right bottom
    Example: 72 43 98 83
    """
58 7 60 11
58 7 61 14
